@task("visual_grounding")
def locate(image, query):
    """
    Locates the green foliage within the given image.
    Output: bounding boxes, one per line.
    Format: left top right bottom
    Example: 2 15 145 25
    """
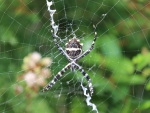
1 0 150 113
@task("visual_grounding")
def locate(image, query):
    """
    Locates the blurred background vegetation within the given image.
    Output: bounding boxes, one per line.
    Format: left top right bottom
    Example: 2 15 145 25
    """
1 0 150 113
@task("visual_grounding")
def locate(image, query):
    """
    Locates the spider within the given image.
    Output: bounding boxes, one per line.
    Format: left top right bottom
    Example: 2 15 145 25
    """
42 1 98 96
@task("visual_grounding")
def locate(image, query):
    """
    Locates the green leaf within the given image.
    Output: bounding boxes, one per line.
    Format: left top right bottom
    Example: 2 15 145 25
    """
98 34 122 58
113 74 145 85
30 98 55 113
122 98 131 113
0 26 18 46
146 82 150 91
112 85 128 102
80 50 103 66
140 100 150 110
70 97 86 113
132 53 150 70
106 57 134 75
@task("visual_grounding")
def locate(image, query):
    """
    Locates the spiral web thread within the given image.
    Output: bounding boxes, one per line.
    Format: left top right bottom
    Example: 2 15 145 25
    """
0 0 150 113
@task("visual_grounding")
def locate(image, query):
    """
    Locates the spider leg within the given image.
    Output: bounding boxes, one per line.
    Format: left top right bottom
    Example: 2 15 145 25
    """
46 1 71 61
50 30 72 61
74 63 94 96
42 63 71 92
76 24 97 60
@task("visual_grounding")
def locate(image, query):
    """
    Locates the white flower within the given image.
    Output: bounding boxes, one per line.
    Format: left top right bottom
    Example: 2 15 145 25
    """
41 57 52 67
30 52 41 63
36 76 45 86
24 71 36 87
41 68 51 78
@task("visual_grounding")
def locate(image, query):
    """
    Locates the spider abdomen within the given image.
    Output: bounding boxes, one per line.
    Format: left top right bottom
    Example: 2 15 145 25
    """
65 37 83 59
66 48 82 58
